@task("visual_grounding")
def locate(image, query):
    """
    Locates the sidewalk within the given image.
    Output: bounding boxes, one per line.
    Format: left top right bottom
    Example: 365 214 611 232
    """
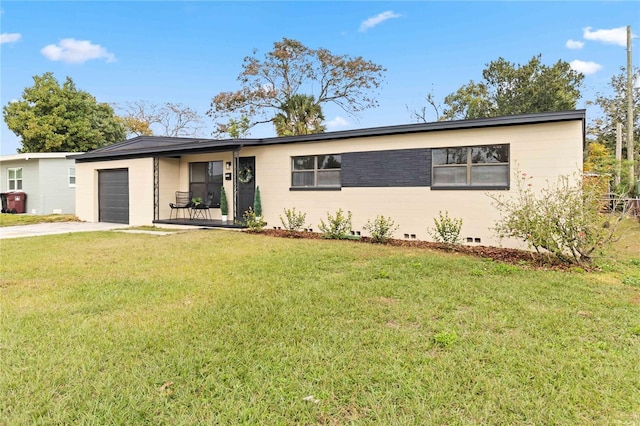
0 222 125 239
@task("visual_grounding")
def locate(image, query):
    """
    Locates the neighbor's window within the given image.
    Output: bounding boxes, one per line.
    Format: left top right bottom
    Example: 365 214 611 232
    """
189 161 223 207
432 144 509 188
68 167 76 187
291 154 341 188
8 167 22 190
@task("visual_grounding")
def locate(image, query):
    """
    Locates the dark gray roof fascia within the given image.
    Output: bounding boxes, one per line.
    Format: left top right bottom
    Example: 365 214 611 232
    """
71 110 585 162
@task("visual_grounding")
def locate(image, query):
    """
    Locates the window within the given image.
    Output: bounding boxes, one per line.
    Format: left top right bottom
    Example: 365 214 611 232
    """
189 161 223 207
8 167 22 190
291 155 341 188
432 144 509 188
69 167 76 187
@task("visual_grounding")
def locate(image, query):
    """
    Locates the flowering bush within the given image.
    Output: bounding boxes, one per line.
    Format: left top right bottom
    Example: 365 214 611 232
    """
243 207 266 232
363 215 398 243
279 208 307 232
318 209 352 239
489 171 625 266
428 211 463 244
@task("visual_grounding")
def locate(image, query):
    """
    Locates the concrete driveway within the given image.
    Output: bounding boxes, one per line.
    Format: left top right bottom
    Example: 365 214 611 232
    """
0 222 126 239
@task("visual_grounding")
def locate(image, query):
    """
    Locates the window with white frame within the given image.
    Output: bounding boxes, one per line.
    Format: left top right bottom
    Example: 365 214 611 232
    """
68 167 76 187
8 167 22 190
432 144 509 188
291 155 341 188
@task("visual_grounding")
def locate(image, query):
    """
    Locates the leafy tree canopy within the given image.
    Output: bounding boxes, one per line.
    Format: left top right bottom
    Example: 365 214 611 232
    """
208 38 385 137
273 94 326 136
587 67 639 157
441 55 584 121
3 72 125 153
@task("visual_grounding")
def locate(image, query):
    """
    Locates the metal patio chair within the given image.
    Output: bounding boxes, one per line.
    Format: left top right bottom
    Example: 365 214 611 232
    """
169 191 193 219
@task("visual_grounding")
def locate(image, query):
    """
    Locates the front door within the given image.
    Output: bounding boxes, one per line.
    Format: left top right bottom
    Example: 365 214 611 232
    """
236 156 255 221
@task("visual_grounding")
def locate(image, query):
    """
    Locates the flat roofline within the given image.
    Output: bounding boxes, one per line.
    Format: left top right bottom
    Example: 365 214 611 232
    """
1 152 81 162
72 110 585 162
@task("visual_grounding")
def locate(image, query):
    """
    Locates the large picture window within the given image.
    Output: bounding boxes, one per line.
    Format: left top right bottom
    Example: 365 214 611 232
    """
291 155 341 188
8 167 22 190
432 144 509 188
189 161 223 207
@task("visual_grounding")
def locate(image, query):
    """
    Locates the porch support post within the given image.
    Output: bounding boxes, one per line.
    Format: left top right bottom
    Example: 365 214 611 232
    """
233 149 239 222
153 156 159 221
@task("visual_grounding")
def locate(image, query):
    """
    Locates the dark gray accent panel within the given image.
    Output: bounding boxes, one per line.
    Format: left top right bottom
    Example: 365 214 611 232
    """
99 169 129 224
342 149 431 187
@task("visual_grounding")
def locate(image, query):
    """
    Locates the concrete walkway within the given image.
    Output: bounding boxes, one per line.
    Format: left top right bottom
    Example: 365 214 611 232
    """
0 222 126 239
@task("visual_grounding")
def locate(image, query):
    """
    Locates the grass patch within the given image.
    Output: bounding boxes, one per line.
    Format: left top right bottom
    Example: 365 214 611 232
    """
1 230 639 424
0 213 79 227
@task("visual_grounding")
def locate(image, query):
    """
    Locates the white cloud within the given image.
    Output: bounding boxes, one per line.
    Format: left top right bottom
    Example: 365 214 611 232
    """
359 11 401 32
583 26 634 47
41 38 116 64
326 116 349 130
570 60 602 75
565 39 584 49
1 33 21 44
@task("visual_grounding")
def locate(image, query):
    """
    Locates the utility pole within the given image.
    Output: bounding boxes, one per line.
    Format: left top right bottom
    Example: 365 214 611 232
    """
627 26 635 195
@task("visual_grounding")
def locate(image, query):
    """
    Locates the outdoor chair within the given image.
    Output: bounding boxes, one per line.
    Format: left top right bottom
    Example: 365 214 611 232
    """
169 191 193 219
191 192 213 220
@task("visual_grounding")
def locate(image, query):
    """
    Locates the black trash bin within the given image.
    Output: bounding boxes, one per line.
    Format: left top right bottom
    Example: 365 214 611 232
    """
0 193 7 213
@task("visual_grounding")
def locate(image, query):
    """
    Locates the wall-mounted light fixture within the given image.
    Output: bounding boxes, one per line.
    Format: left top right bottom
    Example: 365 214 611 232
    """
225 162 232 170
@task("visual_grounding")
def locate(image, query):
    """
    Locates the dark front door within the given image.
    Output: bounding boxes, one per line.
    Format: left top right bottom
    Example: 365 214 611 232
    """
236 156 255 221
99 169 129 224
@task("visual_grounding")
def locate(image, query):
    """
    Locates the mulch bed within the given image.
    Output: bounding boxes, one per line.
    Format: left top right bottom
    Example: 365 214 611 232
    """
254 229 572 271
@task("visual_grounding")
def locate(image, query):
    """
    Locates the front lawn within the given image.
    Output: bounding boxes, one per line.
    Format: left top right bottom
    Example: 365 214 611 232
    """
1 230 639 424
0 213 79 227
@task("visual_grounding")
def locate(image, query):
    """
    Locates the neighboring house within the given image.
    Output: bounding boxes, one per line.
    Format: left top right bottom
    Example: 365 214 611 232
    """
70 110 585 248
0 153 80 215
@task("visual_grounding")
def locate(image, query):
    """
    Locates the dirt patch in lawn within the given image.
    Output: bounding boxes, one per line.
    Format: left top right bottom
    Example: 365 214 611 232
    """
254 229 570 270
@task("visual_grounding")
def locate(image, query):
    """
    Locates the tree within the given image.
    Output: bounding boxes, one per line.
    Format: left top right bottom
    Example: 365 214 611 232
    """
114 100 205 138
408 87 442 123
587 67 639 175
440 55 584 120
3 72 125 153
208 38 385 137
273 94 326 136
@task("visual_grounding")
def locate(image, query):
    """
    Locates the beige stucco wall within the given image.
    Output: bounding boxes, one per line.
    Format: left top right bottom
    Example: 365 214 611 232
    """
76 158 154 225
240 120 583 248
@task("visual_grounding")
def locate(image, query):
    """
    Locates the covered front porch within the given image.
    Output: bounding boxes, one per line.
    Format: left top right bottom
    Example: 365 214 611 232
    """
153 217 246 229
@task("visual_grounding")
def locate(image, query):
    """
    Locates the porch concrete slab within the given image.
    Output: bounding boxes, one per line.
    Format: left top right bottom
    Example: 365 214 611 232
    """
0 222 124 239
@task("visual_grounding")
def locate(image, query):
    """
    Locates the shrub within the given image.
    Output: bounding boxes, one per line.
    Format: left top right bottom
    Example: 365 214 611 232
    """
489 171 625 266
279 208 307 232
363 215 398 243
318 209 352 239
243 207 266 232
253 186 262 216
220 186 228 215
429 211 463 244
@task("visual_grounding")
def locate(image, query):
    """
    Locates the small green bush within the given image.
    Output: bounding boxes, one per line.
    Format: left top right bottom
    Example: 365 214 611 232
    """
429 211 463 244
279 208 307 232
363 215 399 243
220 186 228 215
433 331 458 348
253 186 262 216
243 207 266 232
318 209 352 239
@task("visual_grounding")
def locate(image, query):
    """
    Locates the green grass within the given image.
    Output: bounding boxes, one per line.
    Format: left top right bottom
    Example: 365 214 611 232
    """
1 230 640 424
0 213 79 227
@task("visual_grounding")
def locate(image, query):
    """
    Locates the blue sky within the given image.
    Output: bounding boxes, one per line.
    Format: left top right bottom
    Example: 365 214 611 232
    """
1 1 637 155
